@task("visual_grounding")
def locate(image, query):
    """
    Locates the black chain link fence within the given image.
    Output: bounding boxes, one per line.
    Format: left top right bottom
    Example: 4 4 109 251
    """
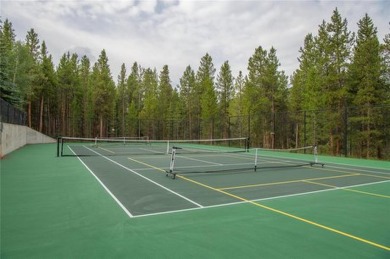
0 98 27 126
120 105 389 160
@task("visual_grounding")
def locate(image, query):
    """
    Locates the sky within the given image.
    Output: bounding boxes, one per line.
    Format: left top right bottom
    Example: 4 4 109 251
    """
1 0 389 86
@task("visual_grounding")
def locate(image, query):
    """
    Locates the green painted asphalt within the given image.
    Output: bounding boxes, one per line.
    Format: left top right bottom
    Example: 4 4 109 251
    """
1 144 389 258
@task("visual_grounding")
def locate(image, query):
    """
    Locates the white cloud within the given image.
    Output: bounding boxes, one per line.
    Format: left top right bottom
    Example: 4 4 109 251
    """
1 0 389 85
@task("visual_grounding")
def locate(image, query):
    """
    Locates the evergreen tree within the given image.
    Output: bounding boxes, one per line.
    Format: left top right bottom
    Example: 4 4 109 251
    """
79 55 93 137
38 41 57 133
348 14 383 158
263 47 288 148
324 8 354 155
380 27 390 159
0 19 19 104
178 65 196 139
196 53 217 138
126 62 142 137
158 65 173 138
216 60 234 138
117 63 127 136
292 9 354 154
11 42 35 111
139 68 158 138
289 34 319 147
229 71 246 137
91 49 116 137
56 52 81 136
24 28 42 128
169 88 182 139
380 24 390 102
245 46 287 147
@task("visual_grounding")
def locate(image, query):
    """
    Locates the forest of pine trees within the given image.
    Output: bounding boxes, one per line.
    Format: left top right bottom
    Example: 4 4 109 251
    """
1 9 389 159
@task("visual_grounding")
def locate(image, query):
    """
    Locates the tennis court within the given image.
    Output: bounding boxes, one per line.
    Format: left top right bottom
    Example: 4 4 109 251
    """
1 140 390 258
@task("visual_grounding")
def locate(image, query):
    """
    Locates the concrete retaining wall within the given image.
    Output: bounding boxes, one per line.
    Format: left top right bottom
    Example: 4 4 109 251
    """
0 123 55 158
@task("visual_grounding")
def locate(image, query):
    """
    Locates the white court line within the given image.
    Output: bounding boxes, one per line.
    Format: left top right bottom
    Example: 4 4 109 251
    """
139 148 165 154
72 145 389 219
132 179 390 218
256 155 390 175
176 154 223 165
70 146 134 218
84 146 204 210
98 146 115 154
322 164 390 175
173 162 254 171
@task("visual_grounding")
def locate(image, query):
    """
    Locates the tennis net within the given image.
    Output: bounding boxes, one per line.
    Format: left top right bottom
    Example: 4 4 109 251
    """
253 146 324 170
166 145 323 179
57 136 249 157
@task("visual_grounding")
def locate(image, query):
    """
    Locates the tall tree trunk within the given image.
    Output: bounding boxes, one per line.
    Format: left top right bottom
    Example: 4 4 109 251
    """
100 114 104 138
39 95 44 132
28 101 32 128
61 101 66 136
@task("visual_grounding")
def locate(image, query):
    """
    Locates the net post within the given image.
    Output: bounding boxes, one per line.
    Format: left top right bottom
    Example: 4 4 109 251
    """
311 145 324 167
166 140 170 154
56 136 61 157
60 137 64 156
166 147 177 179
254 148 258 171
313 145 318 163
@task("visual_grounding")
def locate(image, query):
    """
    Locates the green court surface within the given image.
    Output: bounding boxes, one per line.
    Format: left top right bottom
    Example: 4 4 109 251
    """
1 143 390 258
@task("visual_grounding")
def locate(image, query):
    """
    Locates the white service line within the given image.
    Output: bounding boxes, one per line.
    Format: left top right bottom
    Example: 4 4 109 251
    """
85 146 204 209
176 154 223 165
133 179 390 219
70 147 134 218
322 164 390 175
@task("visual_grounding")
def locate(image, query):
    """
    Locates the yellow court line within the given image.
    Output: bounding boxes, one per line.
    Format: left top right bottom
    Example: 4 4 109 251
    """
358 173 390 180
128 157 167 172
176 174 390 251
220 173 360 190
312 164 390 180
221 162 390 190
303 180 390 199
126 155 390 251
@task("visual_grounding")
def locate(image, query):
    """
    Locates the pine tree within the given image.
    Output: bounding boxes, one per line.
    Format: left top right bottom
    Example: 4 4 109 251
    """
380 25 390 102
24 28 41 128
56 52 80 136
79 55 92 137
245 46 288 147
291 9 354 154
324 8 354 155
263 47 288 148
139 68 158 138
216 60 234 138
196 53 217 138
117 63 127 136
229 71 246 137
178 65 196 139
126 62 142 137
0 19 19 104
91 49 116 137
348 14 383 158
38 41 57 134
158 65 173 139
380 27 390 159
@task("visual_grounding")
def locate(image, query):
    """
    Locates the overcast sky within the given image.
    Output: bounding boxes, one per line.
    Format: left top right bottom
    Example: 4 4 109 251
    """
1 0 389 86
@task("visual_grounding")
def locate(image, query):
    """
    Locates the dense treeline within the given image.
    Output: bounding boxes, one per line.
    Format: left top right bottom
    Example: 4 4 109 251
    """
1 9 389 159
